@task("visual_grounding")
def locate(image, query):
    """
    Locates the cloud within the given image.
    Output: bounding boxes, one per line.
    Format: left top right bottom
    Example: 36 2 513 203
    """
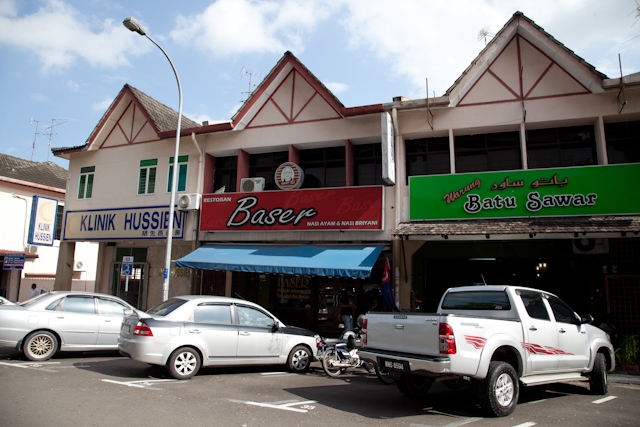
67 80 81 91
93 97 113 111
170 0 336 57
0 0 151 72
337 0 640 96
324 82 348 94
30 93 49 103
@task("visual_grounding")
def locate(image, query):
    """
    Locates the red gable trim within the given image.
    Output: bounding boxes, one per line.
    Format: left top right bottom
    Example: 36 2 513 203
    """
0 176 65 194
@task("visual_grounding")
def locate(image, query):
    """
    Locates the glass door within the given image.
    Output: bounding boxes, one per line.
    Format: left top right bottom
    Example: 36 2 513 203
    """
111 262 148 310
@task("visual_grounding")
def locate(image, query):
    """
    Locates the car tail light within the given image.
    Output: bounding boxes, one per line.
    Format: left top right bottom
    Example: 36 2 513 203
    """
362 318 368 346
439 323 456 354
133 321 153 336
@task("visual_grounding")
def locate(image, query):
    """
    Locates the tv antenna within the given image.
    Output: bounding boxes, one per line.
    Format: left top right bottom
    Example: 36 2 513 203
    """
477 26 495 46
31 118 69 161
240 67 261 103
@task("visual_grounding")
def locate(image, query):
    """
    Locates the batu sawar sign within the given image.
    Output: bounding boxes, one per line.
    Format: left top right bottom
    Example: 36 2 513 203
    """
410 163 640 220
200 186 383 231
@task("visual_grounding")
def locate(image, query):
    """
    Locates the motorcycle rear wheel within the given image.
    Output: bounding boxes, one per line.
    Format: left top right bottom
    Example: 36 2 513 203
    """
322 349 343 377
374 363 395 385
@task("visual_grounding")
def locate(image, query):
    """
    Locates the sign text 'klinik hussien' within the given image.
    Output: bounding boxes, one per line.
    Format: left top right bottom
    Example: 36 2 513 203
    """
200 186 383 231
410 163 640 220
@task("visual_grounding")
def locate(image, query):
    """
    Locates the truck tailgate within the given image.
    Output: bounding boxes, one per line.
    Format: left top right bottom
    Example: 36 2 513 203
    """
366 313 441 357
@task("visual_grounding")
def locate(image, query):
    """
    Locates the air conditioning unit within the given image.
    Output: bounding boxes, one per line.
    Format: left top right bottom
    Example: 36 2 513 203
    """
573 238 609 255
240 177 265 192
27 245 38 254
177 193 202 211
74 260 88 271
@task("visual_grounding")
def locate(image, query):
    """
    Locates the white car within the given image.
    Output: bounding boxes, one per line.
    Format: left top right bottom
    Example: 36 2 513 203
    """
0 296 15 305
0 292 142 361
118 295 322 379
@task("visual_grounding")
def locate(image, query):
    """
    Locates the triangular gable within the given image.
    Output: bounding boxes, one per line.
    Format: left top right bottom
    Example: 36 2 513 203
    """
447 12 606 107
458 34 590 106
233 52 344 130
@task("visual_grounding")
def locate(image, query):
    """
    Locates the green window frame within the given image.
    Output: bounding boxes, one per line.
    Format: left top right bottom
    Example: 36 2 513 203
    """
167 155 189 193
138 159 158 195
78 166 95 199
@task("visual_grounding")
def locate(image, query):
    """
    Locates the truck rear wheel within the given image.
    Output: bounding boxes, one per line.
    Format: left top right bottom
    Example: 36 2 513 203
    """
478 361 519 417
396 373 432 397
589 353 608 395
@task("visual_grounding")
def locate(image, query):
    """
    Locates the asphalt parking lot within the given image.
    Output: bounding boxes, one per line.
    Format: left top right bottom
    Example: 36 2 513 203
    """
1 347 639 427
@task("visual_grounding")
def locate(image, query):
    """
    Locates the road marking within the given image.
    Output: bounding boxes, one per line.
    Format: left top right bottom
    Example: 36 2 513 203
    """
101 379 177 390
410 417 481 427
592 396 617 404
512 423 536 427
260 372 296 376
230 399 317 413
0 361 60 372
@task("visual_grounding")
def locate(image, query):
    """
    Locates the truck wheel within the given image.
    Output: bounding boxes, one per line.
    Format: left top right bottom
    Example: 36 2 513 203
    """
396 373 432 397
589 353 608 395
478 361 519 417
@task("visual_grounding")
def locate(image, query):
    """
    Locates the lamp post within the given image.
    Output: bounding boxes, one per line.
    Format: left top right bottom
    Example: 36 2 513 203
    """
123 17 182 302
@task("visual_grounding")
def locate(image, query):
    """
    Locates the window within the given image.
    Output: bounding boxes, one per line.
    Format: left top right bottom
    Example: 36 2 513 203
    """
455 131 521 173
146 298 187 316
299 147 345 188
167 155 189 192
138 159 157 195
440 291 511 310
519 291 550 320
78 166 95 199
249 151 288 190
97 298 128 316
193 304 232 324
605 121 640 165
547 295 578 324
54 204 63 240
59 296 96 314
214 156 237 192
354 143 391 186
406 137 451 181
236 305 275 328
526 125 597 169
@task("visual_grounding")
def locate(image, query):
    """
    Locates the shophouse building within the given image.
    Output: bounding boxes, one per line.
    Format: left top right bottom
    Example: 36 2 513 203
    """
0 154 98 301
54 12 639 336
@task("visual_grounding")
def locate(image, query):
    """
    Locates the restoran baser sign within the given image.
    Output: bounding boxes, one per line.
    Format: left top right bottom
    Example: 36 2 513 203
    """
200 186 383 231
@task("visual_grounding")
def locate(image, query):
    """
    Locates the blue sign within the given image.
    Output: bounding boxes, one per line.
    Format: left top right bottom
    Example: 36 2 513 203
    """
3 253 25 270
122 256 134 277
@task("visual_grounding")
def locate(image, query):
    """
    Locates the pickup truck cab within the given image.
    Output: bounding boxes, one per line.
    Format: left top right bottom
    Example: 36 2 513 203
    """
359 285 614 417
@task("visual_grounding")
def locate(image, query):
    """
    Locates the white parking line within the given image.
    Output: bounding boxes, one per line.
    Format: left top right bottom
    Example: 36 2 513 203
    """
592 396 617 404
512 423 536 427
101 379 177 390
260 372 296 376
0 361 60 372
410 417 481 427
230 399 317 413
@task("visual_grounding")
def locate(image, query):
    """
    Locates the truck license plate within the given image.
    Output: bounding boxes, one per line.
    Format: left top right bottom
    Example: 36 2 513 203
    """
383 359 407 371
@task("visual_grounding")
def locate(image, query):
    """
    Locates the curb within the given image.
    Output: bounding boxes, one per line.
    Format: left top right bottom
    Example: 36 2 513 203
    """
609 373 640 385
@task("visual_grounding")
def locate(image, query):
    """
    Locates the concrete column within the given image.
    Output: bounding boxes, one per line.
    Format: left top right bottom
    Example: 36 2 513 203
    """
594 116 608 165
520 122 529 169
449 129 456 173
54 241 76 291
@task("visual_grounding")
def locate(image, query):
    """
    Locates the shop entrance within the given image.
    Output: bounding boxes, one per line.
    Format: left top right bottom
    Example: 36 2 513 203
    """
111 262 148 310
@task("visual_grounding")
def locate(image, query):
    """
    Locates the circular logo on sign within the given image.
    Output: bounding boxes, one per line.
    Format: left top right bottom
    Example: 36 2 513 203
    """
274 162 304 190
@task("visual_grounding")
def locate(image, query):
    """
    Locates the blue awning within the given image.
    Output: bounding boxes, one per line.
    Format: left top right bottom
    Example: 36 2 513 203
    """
176 244 384 279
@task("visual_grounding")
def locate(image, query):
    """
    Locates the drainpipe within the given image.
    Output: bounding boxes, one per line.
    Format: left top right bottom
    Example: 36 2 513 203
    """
190 132 205 295
191 132 204 195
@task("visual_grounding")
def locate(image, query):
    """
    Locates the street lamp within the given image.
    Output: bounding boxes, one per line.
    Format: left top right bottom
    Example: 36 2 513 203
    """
123 16 182 302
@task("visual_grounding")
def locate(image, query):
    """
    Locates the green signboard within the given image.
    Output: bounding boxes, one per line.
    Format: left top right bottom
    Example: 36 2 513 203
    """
410 164 640 220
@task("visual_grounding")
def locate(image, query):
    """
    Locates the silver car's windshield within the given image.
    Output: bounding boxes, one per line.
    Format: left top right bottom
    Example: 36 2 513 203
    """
147 298 187 316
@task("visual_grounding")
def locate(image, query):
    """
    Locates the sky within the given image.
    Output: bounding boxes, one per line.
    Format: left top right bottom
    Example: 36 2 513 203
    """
1 0 639 169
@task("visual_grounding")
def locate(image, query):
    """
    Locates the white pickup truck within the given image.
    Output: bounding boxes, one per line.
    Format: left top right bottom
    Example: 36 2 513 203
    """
359 285 614 417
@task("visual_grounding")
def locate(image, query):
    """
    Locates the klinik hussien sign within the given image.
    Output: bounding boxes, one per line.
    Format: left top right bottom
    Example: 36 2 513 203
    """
410 164 640 220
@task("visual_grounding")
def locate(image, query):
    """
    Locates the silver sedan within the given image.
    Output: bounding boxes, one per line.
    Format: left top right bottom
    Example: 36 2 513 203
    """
0 291 141 361
118 296 321 380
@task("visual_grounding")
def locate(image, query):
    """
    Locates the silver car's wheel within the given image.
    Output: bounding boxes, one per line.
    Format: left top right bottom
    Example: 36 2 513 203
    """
24 331 58 361
287 345 311 373
167 347 201 380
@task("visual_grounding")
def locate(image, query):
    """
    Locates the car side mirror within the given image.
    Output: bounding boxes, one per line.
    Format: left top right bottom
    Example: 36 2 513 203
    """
580 314 594 325
271 323 279 333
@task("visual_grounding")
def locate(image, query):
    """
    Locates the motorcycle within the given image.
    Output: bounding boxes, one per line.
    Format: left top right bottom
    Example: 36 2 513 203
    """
320 316 394 385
